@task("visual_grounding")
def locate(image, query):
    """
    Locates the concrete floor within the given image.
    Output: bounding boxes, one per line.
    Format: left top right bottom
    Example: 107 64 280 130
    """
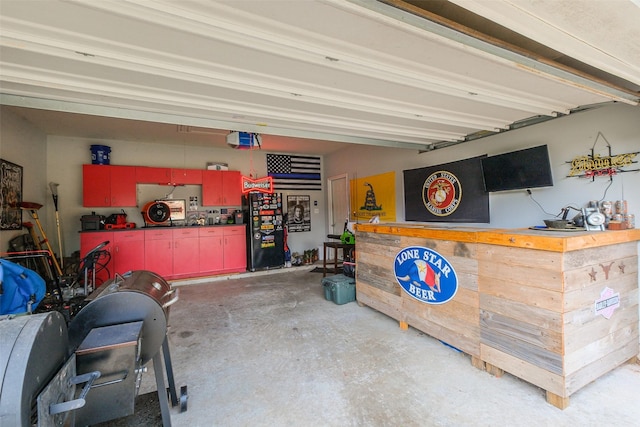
133 267 639 427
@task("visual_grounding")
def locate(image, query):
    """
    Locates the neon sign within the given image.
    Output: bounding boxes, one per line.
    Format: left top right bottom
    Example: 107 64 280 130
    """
241 175 273 194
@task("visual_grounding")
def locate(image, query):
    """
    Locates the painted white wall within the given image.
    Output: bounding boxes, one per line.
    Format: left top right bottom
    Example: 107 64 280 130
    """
44 136 326 257
0 107 48 252
325 103 640 230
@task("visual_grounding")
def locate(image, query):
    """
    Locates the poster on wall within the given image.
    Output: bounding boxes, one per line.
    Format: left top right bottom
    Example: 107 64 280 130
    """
403 155 489 223
1 158 23 230
350 171 396 222
287 195 311 232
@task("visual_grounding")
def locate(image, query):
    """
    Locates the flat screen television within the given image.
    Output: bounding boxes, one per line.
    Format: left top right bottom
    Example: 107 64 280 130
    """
481 145 553 192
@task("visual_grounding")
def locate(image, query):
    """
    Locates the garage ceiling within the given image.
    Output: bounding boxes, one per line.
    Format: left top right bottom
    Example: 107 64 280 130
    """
1 0 639 154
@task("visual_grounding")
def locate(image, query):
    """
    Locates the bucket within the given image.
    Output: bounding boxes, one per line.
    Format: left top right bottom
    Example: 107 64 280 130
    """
90 144 111 165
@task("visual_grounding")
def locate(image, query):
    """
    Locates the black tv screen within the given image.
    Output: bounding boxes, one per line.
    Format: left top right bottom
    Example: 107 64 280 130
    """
481 145 553 192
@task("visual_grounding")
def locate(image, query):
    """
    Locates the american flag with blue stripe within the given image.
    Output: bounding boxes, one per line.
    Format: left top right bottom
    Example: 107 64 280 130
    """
266 154 322 191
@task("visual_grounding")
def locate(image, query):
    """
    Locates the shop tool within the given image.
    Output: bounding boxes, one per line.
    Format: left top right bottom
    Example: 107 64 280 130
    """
18 201 63 277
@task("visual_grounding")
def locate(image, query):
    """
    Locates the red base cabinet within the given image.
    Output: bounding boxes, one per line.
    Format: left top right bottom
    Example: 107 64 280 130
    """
144 228 173 278
79 232 113 286
172 228 200 277
222 226 247 272
82 226 246 282
199 227 224 273
112 230 145 275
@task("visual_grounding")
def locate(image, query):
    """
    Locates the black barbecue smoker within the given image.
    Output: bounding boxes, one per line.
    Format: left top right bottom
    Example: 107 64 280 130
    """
0 270 187 427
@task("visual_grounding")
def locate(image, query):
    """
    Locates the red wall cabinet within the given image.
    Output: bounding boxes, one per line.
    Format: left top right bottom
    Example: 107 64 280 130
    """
172 228 200 277
171 168 202 185
136 166 171 184
202 170 241 206
83 165 137 207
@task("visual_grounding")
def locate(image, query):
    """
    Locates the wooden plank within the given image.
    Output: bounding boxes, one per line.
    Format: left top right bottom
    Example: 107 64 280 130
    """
563 243 637 270
477 243 562 268
480 315 563 375
478 260 563 293
481 309 562 354
486 363 504 378
480 343 565 396
563 255 638 293
471 356 486 371
476 228 640 252
403 308 480 357
357 261 399 295
564 323 639 375
402 289 479 327
565 338 640 395
480 278 563 312
356 283 403 322
480 294 562 333
478 230 568 252
546 392 569 410
355 223 480 243
564 296 639 354
563 274 636 312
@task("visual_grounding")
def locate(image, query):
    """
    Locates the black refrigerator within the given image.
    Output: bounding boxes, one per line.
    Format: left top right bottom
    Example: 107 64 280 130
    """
244 192 285 271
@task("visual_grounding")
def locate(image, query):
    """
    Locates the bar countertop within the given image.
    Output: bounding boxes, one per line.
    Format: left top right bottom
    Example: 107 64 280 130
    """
355 223 640 252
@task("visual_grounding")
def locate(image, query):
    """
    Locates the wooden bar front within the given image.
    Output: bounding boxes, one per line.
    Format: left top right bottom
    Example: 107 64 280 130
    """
354 223 640 409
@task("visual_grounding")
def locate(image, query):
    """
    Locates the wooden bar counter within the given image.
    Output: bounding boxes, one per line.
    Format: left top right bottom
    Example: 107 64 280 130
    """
354 223 640 409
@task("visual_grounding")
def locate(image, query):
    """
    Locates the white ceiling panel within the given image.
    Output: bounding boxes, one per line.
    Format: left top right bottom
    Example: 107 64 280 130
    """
1 0 638 153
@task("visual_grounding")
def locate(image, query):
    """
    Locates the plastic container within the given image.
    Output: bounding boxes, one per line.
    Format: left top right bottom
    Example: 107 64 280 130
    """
322 274 356 305
90 144 111 165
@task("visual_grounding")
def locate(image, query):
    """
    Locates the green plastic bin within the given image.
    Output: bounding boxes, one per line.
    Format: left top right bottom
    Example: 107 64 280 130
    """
322 274 356 305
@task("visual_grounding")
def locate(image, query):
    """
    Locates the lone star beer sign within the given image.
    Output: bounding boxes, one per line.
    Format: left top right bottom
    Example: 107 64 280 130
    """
394 246 458 304
241 175 273 194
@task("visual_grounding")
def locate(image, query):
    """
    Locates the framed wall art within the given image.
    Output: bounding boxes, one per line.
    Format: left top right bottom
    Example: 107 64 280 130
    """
1 158 23 230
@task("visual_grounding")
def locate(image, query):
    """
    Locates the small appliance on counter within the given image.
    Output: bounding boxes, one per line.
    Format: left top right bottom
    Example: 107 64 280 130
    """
81 212 106 231
104 209 136 229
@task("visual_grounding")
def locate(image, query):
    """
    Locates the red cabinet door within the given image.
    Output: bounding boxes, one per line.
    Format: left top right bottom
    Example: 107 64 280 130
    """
144 228 173 278
112 230 145 275
136 166 171 184
83 165 137 207
109 165 137 206
202 170 223 206
223 226 247 271
199 227 224 273
172 228 200 276
222 171 242 206
80 232 113 286
83 165 111 207
171 168 202 185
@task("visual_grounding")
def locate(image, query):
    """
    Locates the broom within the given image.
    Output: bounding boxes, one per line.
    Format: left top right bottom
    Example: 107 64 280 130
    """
49 182 64 270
